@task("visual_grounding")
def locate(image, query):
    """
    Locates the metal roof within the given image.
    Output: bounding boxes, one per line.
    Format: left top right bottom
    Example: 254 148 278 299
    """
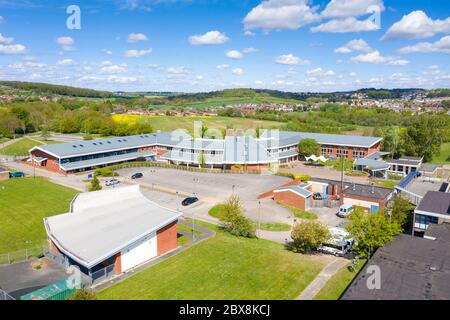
275 183 312 198
343 183 394 200
44 185 182 269
60 151 155 171
223 136 277 164
354 158 390 171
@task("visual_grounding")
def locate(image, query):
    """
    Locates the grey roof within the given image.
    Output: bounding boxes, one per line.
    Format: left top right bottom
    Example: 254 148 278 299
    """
365 151 390 160
277 149 299 159
425 223 450 242
386 158 422 166
343 183 394 200
354 158 390 171
342 233 450 300
399 156 423 161
261 130 381 148
421 163 441 173
60 151 155 171
416 191 450 216
44 185 181 268
275 183 312 198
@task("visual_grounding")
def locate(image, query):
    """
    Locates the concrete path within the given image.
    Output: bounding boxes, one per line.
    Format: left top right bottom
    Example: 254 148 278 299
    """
296 256 349 300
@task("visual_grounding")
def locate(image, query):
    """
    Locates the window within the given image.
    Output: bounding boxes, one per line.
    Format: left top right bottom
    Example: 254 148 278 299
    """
415 214 438 229
353 148 366 159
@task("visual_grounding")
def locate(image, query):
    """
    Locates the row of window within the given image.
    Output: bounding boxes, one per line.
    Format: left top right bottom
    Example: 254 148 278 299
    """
61 148 139 164
321 146 366 159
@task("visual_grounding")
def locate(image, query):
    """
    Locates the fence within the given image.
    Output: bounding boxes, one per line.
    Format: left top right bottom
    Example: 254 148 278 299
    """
0 245 48 265
90 264 117 285
0 289 15 301
97 161 263 175
312 199 340 208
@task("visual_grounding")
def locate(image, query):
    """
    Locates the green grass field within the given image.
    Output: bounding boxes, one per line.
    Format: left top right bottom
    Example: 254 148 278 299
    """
0 138 60 156
112 115 284 134
98 222 323 300
373 180 398 189
313 259 367 300
432 142 450 164
0 177 77 254
208 204 291 231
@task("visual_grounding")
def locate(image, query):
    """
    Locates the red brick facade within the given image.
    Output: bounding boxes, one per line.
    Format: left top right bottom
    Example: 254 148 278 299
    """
274 190 312 211
156 221 178 256
339 194 388 211
30 149 66 174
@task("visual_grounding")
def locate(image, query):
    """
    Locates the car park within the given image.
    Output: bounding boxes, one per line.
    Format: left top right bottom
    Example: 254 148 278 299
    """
105 178 120 186
337 204 354 218
131 173 144 179
182 197 199 206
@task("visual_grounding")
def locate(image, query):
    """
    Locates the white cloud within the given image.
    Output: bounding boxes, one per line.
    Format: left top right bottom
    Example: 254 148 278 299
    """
102 49 113 55
0 44 27 55
216 64 230 70
244 30 256 36
226 50 243 59
383 11 450 40
243 47 258 53
351 50 409 66
107 75 137 83
232 68 244 76
100 64 127 74
128 32 149 42
0 33 14 44
0 16 4 24
275 53 310 65
255 80 264 85
166 66 190 75
398 36 450 54
306 67 335 77
311 17 379 33
189 30 229 45
56 36 75 51
321 0 385 18
57 59 74 66
243 0 320 32
334 39 372 53
124 49 152 58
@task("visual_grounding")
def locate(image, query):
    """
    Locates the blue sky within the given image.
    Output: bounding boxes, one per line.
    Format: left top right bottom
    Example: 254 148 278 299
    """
0 0 449 92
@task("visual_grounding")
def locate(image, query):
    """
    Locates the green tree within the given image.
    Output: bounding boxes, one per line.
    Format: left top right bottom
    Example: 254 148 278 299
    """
220 195 256 238
290 221 331 253
346 209 402 258
298 138 320 157
386 196 415 227
66 289 97 300
88 175 102 192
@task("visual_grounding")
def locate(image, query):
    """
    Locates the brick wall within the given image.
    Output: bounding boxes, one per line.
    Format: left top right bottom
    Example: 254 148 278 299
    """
156 221 178 256
31 150 64 174
49 239 61 256
274 191 308 211
113 253 122 274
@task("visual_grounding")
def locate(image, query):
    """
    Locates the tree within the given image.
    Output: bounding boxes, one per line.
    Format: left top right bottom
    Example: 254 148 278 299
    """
220 195 256 238
88 175 102 192
66 289 97 300
290 221 331 253
345 209 402 258
386 196 415 228
200 124 208 138
298 138 320 157
198 151 206 168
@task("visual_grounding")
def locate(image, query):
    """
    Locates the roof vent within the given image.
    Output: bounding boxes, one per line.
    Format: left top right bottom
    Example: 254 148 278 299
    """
99 142 103 145
107 141 111 144
72 145 77 148
79 144 84 147
93 143 97 146
118 140 122 143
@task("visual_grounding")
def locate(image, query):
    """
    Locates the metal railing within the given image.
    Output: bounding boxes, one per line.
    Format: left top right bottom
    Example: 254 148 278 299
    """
90 264 117 285
0 289 15 301
0 245 48 265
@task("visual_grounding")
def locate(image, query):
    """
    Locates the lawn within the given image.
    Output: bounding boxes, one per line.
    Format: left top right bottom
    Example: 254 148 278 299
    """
279 203 318 220
432 142 450 164
373 180 398 189
0 177 77 254
208 204 292 231
313 259 367 300
0 138 60 156
112 115 284 134
98 221 324 300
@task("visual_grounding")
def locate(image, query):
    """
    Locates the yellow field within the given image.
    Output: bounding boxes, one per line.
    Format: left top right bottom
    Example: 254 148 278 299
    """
112 115 284 133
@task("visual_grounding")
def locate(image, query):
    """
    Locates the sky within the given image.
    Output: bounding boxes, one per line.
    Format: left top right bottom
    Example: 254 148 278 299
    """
0 0 449 92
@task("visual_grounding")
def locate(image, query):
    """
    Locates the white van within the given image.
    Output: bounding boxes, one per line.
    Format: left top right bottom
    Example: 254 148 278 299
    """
318 228 354 257
337 204 354 218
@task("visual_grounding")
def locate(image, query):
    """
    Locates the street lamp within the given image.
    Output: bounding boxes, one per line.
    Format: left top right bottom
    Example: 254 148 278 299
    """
257 200 262 238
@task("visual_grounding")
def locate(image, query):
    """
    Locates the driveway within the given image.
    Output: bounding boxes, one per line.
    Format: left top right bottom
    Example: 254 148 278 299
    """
0 258 68 299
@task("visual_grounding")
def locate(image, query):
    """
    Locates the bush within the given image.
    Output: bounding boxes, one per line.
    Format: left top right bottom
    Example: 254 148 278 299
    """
219 196 256 238
94 168 117 177
387 173 404 180
290 221 331 254
345 170 369 177
83 134 94 141
88 175 102 192
66 289 97 300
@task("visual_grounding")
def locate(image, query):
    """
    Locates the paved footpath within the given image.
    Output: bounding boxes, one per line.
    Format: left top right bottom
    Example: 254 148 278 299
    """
296 256 349 300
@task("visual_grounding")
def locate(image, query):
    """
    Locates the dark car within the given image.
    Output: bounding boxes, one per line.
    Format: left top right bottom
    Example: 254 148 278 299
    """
313 192 322 200
182 197 199 206
131 173 144 179
9 171 25 178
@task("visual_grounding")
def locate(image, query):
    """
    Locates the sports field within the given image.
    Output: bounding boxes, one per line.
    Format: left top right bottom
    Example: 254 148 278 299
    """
0 177 77 254
0 138 60 157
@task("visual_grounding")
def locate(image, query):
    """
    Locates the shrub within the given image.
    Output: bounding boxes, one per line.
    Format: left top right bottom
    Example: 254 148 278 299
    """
290 221 331 254
219 195 256 238
66 289 97 300
94 168 117 177
88 175 102 192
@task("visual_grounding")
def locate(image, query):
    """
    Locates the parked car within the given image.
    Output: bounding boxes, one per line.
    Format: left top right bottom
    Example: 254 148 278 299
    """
9 171 25 178
313 192 322 200
317 228 354 257
105 178 120 186
337 204 354 218
131 173 144 179
182 197 199 206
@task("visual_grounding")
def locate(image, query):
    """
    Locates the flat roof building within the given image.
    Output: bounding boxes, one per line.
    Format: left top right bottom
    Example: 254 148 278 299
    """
45 185 181 281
